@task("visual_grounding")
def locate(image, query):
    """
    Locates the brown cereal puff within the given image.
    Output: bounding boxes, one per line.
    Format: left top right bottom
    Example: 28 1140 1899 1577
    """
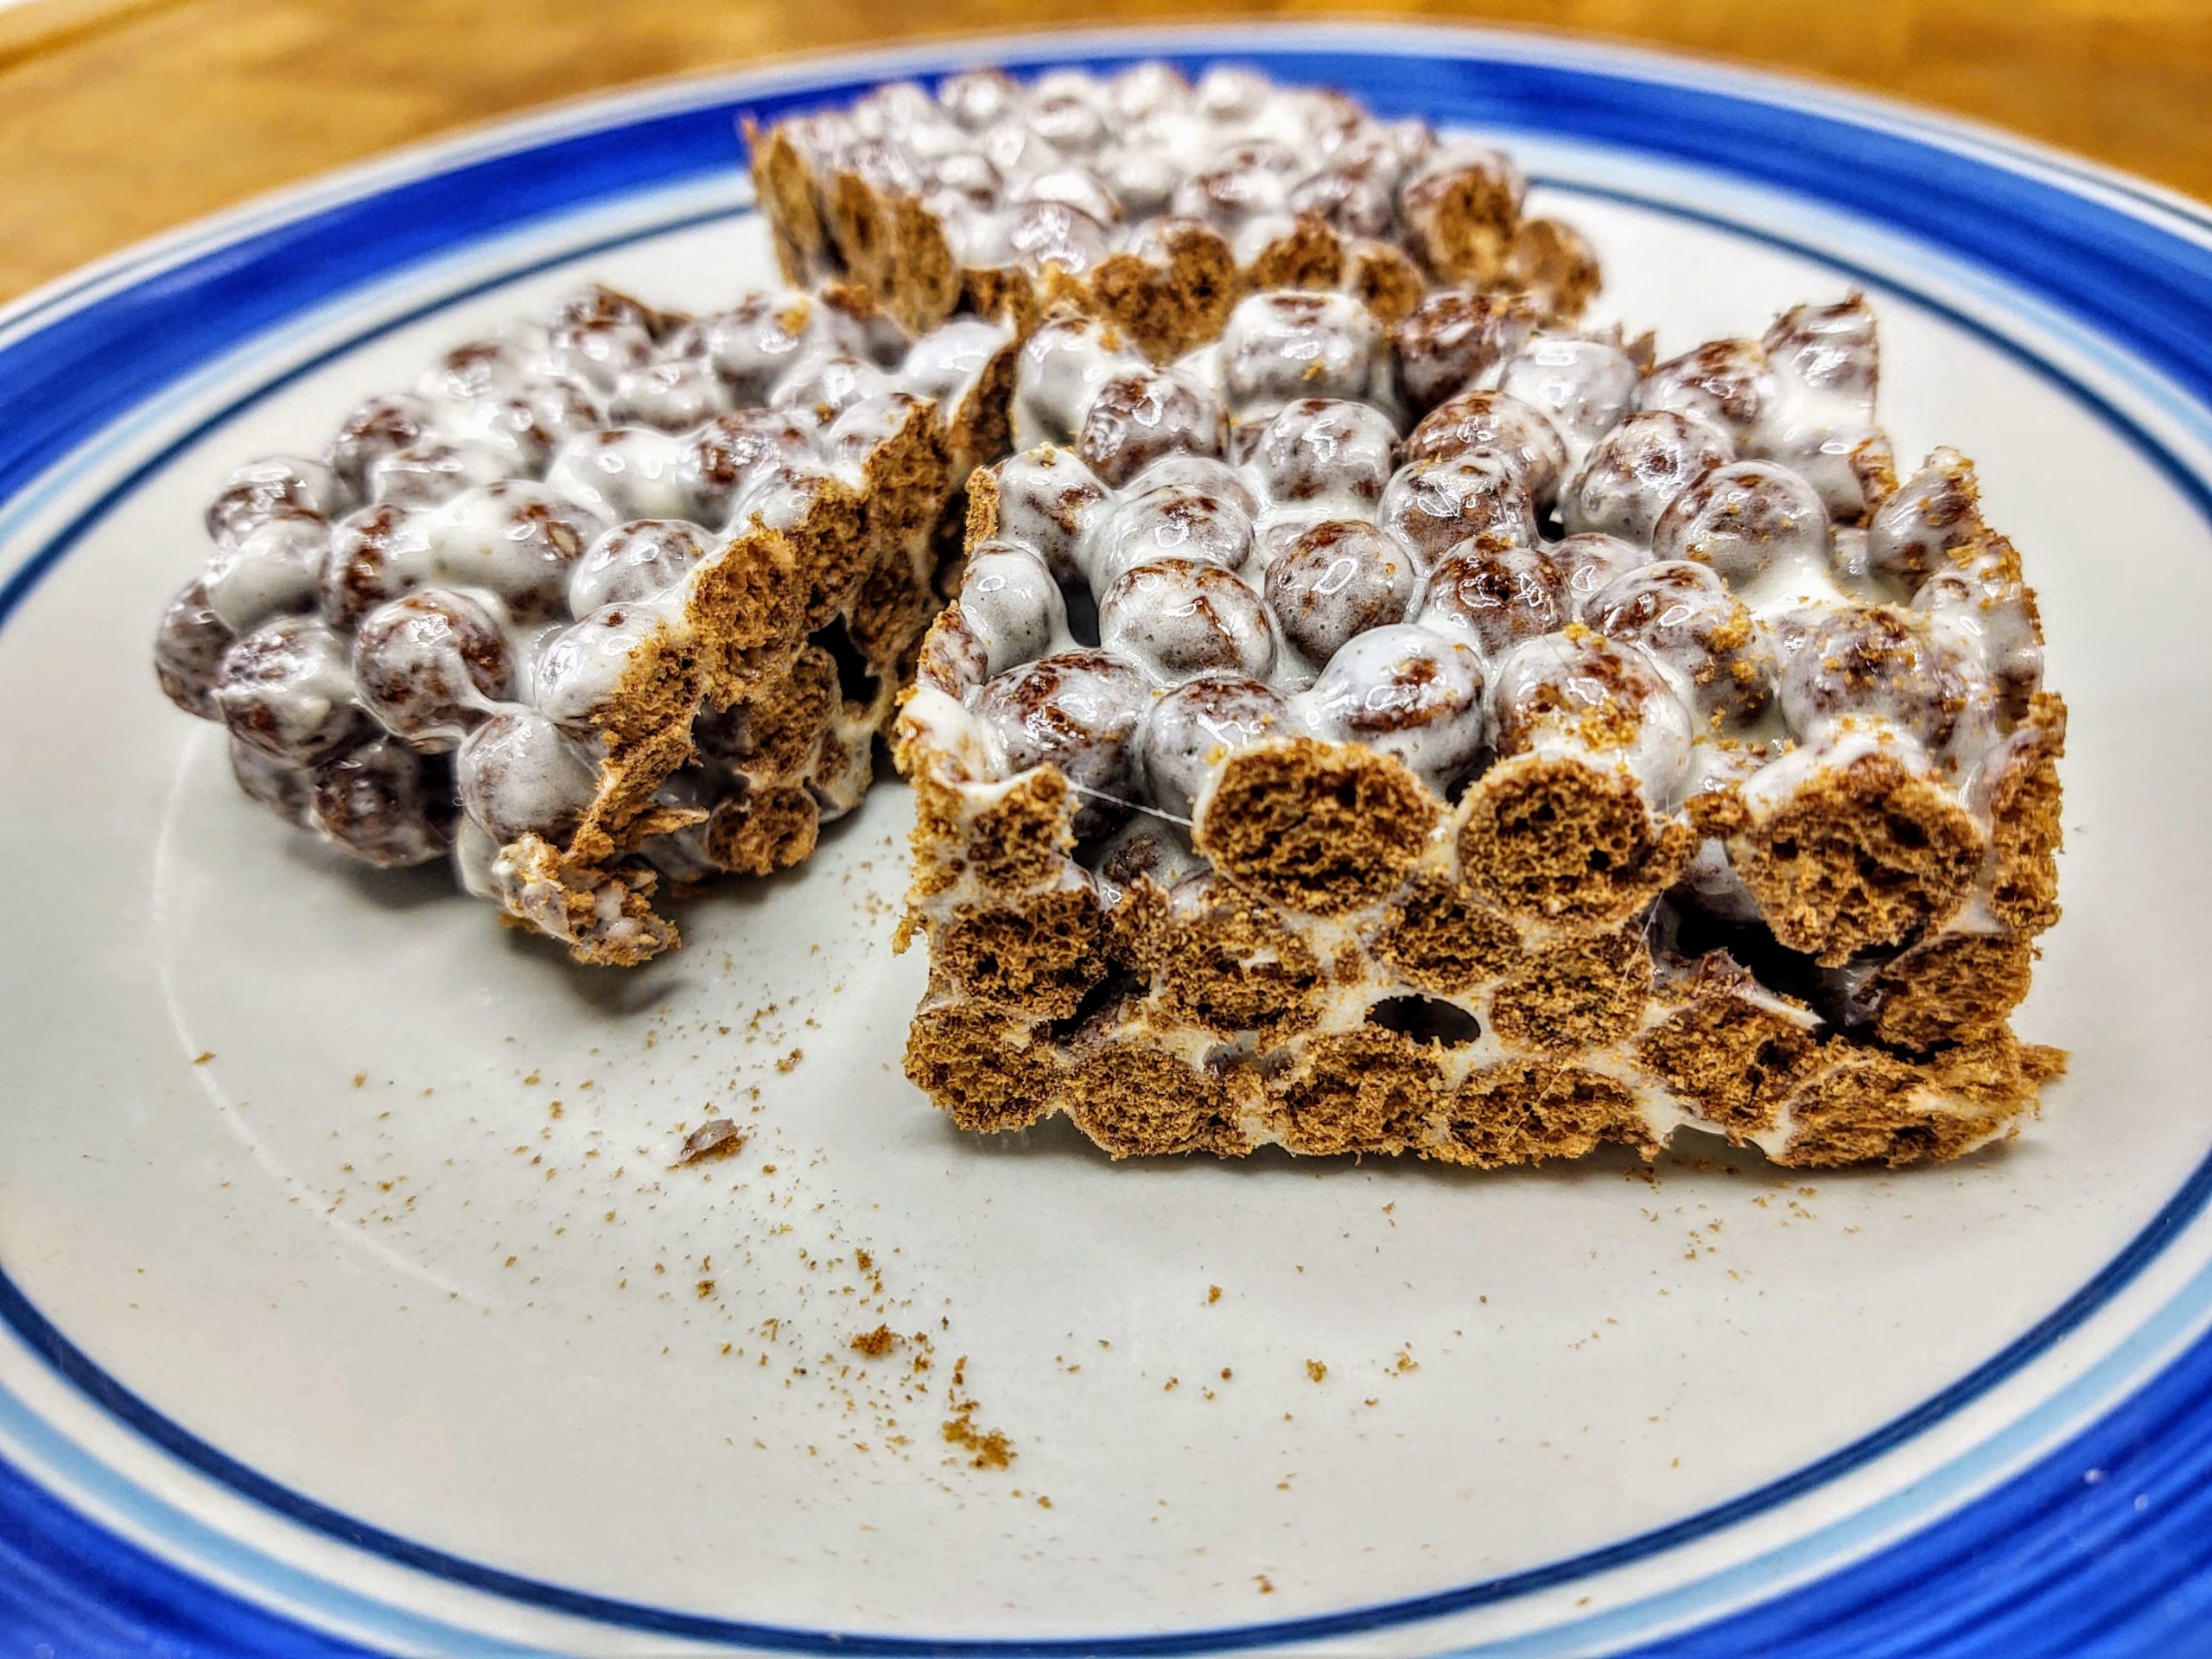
1116 878 1325 1041
905 1002 1058 1134
702 649 837 779
1083 223 1242 364
1730 750 1984 966
687 524 808 692
703 782 821 876
1489 931 1654 1054
1245 215 1347 296
746 119 830 282
1266 1029 1447 1157
1865 931 2037 1052
1502 218 1602 322
934 885 1111 1018
1440 1063 1654 1168
1197 738 1439 914
1770 1045 2018 1169
1636 977 1821 1140
1458 753 1697 929
1065 1044 1247 1159
1984 692 2067 936
1369 877 1525 995
1344 240 1425 326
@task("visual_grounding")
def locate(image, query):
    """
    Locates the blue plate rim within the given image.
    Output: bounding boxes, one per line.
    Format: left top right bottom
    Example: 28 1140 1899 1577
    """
3 22 2211 1658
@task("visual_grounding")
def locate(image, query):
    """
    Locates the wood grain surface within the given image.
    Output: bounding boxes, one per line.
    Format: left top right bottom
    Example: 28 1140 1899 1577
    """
0 0 2205 302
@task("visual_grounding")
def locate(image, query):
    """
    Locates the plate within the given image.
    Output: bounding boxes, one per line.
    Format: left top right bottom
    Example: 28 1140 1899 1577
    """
4 24 2212 1658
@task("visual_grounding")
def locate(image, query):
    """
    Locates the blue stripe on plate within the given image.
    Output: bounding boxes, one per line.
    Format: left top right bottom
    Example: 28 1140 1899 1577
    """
3 30 2210 1659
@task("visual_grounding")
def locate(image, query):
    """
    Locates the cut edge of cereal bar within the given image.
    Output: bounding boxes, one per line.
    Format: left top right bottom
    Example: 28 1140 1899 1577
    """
155 282 1019 965
893 287 2067 1171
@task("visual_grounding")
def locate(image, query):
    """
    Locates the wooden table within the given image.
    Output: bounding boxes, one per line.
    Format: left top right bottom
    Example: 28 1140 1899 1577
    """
0 0 2204 302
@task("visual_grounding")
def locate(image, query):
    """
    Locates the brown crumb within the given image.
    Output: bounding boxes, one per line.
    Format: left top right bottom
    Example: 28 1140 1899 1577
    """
677 1119 747 1164
1306 1360 1328 1382
192 1052 214 1065
351 1071 365 1089
696 1279 715 1299
850 1325 898 1358
1206 1285 1222 1305
777 1047 804 1073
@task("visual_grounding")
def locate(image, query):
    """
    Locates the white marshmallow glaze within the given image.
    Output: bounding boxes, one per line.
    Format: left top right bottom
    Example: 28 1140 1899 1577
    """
156 283 1013 918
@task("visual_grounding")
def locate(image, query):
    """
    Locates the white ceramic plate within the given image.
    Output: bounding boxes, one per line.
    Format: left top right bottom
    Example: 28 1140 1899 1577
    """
3 25 2211 1658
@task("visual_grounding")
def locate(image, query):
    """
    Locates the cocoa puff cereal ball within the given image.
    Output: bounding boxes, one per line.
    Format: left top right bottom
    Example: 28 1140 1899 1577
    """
532 604 678 736
351 589 514 748
202 513 334 635
1414 541 1566 660
1264 519 1419 665
1218 292 1387 421
229 737 311 826
1302 622 1487 791
1586 560 1771 723
568 520 711 615
1245 398 1399 513
1379 453 1538 566
214 615 372 767
1404 388 1569 510
1560 410 1735 545
986 446 1112 585
1911 544 2044 721
975 648 1148 836
1087 484 1255 589
308 737 454 868
456 707 601 845
1552 532 1650 619
1487 631 1695 803
1099 558 1277 685
1650 459 1830 589
1866 448 1980 592
957 540 1070 677
1777 603 1988 761
326 397 435 499
1121 454 1260 519
1496 336 1640 459
1635 338 1772 445
368 441 514 509
540 425 690 524
422 483 602 622
1141 672 1292 819
205 455 347 545
1393 290 1542 415
677 407 818 528
610 358 729 433
318 504 430 627
155 580 235 718
1077 367 1229 487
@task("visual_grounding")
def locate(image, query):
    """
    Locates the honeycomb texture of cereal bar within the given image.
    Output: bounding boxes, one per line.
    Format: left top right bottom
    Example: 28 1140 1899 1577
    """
154 283 1017 964
749 62 1599 361
895 288 2065 1169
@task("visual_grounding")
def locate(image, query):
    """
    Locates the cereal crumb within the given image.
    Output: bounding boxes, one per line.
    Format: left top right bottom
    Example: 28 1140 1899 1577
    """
1306 1360 1328 1382
191 1052 214 1065
850 1325 898 1357
677 1119 746 1164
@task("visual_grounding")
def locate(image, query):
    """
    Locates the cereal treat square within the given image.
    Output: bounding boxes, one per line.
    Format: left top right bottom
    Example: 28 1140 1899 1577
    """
156 283 1017 963
896 289 2066 1169
749 62 1599 362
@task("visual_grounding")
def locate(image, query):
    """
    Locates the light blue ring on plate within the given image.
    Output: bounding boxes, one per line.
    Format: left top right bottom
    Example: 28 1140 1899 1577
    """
3 29 2210 1657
